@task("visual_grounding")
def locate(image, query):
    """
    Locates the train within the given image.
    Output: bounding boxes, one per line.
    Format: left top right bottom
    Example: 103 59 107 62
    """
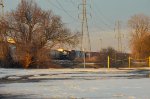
50 49 86 60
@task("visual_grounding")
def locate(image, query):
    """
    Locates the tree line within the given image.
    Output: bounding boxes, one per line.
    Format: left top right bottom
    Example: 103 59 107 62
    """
0 0 79 68
128 14 150 59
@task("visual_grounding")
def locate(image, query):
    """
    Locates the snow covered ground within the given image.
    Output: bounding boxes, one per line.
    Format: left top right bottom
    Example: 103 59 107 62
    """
0 68 150 99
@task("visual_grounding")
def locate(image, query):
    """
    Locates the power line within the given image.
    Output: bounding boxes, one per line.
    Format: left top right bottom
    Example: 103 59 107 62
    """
55 0 79 22
91 1 114 30
94 3 114 25
90 11 109 32
93 10 113 30
91 19 106 31
46 0 79 23
70 0 77 7
46 0 62 11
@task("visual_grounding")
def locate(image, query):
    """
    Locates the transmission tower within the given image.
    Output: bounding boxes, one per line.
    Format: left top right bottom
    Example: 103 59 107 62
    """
79 0 91 57
0 0 4 19
115 20 123 52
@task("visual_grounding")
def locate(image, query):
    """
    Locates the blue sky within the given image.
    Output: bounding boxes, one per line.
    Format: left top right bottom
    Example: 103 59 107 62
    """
3 0 150 52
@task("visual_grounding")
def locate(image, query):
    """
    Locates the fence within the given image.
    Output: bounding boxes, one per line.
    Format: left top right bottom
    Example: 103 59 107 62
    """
51 56 150 69
107 56 150 69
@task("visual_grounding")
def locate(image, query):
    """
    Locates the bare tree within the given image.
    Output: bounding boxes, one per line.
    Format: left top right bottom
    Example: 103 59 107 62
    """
128 14 150 58
0 19 10 67
4 0 79 68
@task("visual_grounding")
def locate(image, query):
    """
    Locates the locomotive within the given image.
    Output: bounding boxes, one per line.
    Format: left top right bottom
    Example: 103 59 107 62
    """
50 49 85 60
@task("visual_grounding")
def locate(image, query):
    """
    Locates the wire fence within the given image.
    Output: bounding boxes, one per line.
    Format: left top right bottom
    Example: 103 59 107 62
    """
52 56 150 69
129 57 150 68
76 56 149 69
107 56 150 69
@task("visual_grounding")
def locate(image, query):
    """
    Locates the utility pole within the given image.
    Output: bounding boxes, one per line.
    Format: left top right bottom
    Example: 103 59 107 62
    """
78 0 91 68
115 20 123 52
0 0 4 19
80 0 91 57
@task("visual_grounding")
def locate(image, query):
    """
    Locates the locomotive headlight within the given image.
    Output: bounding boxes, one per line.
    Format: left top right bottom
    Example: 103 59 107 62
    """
57 48 63 52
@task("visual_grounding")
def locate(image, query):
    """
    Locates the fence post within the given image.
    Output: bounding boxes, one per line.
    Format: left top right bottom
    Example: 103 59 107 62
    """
149 56 150 68
129 56 131 68
107 56 110 69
